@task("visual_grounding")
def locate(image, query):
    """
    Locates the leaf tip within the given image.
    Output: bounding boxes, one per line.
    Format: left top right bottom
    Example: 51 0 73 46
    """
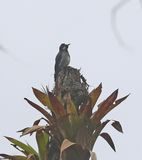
115 88 119 94
99 82 102 88
126 93 130 98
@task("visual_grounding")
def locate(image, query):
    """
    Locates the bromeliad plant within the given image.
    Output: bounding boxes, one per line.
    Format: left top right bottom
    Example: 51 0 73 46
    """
0 46 129 160
0 81 129 160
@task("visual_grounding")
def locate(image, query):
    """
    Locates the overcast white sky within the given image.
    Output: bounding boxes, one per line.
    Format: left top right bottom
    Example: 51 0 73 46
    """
0 0 142 159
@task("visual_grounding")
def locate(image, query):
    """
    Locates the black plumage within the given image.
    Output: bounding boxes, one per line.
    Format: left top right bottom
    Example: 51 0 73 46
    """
54 43 70 81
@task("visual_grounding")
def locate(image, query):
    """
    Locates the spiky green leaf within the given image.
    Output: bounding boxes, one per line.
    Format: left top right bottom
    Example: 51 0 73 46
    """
4 136 38 156
36 131 49 160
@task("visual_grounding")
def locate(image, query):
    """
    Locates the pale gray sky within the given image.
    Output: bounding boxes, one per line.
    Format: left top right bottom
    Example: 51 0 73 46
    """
0 0 142 159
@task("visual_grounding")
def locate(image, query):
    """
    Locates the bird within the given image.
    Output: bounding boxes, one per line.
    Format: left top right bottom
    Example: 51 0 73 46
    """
54 43 70 81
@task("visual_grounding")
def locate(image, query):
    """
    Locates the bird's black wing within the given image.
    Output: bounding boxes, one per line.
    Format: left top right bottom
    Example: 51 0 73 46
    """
55 52 63 73
54 52 63 81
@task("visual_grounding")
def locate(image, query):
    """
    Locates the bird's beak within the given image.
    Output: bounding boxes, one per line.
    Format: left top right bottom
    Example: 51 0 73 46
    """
67 44 70 46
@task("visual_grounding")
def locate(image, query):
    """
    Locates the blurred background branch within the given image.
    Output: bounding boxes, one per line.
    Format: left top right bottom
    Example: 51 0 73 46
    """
111 0 131 49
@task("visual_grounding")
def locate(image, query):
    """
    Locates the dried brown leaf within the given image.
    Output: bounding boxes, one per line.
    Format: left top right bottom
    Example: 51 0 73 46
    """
92 89 118 121
90 151 97 160
19 125 45 136
60 139 76 156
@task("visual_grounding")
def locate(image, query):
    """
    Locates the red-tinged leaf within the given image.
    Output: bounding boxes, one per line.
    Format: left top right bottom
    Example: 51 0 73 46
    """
98 89 118 113
100 132 116 152
48 91 65 117
104 94 130 118
80 83 102 116
92 89 118 121
113 94 130 107
24 98 54 124
112 121 123 133
81 103 92 117
89 83 102 108
32 87 52 110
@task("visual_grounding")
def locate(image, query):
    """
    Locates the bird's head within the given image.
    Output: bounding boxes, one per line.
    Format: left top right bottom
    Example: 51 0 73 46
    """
59 43 70 51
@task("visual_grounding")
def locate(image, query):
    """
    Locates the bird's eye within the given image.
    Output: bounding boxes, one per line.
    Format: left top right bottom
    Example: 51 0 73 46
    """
62 46 66 50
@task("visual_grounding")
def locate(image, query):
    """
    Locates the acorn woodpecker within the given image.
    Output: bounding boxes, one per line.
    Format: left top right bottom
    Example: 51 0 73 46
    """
54 43 70 81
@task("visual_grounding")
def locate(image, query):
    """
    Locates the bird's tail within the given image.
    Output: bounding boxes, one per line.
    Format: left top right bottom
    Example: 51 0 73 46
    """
54 64 62 81
54 73 57 82
54 68 60 82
